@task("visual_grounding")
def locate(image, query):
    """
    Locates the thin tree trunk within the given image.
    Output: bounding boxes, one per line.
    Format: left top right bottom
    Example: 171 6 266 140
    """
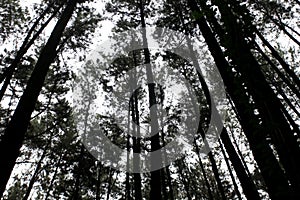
161 170 168 200
280 103 300 141
193 140 214 200
106 171 119 200
0 1 78 197
220 129 260 200
254 41 300 99
204 0 300 195
255 28 300 90
0 1 56 84
185 81 226 200
138 0 162 199
165 167 174 200
276 86 300 119
227 126 252 178
274 21 300 46
131 53 142 200
218 139 242 200
159 91 174 200
272 19 300 37
161 134 173 200
106 169 114 200
283 23 300 37
0 3 62 101
176 160 192 200
96 162 102 200
177 3 227 199
22 144 48 200
44 152 64 200
125 106 131 200
72 145 84 200
268 10 300 46
207 152 226 200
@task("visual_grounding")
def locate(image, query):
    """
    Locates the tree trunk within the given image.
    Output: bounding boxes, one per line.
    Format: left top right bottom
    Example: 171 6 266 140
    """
218 139 242 200
255 29 300 90
193 140 214 200
254 41 300 99
186 0 294 198
211 1 300 194
220 129 260 200
157 78 174 200
96 162 102 200
176 160 192 200
276 86 300 119
125 93 132 200
207 152 226 200
180 4 260 198
177 3 227 198
44 152 63 200
268 10 300 46
161 130 174 200
0 1 56 84
22 144 48 200
138 0 162 199
131 53 143 200
72 145 84 200
0 1 78 197
125 111 131 200
281 105 300 141
0 3 62 101
106 169 113 200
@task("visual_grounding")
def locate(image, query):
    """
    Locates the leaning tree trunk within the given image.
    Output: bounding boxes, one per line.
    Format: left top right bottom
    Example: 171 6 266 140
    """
22 128 55 200
186 0 294 198
218 139 243 200
0 0 78 197
179 4 260 198
211 1 300 195
44 152 64 200
0 3 62 102
255 28 300 90
253 41 300 100
193 140 214 200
